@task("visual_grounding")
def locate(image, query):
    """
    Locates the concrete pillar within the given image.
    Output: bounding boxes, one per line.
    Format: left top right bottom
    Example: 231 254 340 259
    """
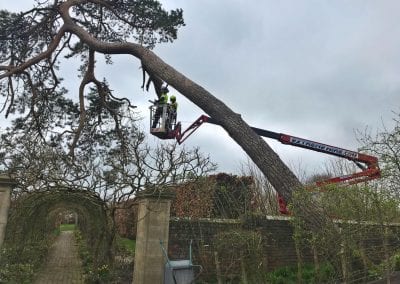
0 174 16 248
133 189 175 284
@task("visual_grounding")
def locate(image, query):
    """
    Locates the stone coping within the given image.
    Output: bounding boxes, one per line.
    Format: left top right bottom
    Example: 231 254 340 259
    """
136 188 175 200
170 215 292 223
170 216 400 227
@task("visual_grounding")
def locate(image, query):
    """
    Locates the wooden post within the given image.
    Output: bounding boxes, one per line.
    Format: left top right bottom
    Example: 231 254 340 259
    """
132 189 174 284
214 251 223 284
312 239 320 283
294 235 303 284
240 252 248 284
339 228 348 283
384 226 390 284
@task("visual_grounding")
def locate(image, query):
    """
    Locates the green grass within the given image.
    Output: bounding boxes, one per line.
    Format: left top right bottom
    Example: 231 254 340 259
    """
116 236 136 254
266 263 335 284
60 223 76 231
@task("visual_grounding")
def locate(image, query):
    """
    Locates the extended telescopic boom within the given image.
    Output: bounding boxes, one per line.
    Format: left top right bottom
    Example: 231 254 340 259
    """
174 115 380 182
153 114 381 214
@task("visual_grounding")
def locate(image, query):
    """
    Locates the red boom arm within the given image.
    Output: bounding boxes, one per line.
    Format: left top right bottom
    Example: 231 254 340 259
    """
169 115 381 214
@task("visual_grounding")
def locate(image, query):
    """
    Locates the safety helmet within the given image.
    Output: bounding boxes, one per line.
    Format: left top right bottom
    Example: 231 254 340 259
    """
161 86 169 93
170 95 176 102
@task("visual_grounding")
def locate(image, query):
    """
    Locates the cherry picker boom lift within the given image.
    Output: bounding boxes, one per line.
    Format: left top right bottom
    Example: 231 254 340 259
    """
150 113 381 214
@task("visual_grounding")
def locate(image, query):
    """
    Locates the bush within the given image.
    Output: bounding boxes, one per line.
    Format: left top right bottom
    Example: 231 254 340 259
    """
368 250 400 280
213 229 265 282
74 230 111 283
290 184 400 283
266 263 335 284
0 241 49 283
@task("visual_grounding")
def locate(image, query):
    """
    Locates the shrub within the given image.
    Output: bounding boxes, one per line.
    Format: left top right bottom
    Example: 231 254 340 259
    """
213 229 265 282
74 230 111 283
0 241 49 283
266 263 335 284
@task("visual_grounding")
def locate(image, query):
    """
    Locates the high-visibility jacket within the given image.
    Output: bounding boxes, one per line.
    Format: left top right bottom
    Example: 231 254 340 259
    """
170 101 178 111
158 92 168 104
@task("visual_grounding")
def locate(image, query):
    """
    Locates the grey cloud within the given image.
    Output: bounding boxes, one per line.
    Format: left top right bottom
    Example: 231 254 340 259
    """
3 0 400 176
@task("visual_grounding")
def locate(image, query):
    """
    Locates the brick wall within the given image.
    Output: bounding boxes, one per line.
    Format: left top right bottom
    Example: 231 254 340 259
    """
168 215 313 279
168 216 400 281
114 197 400 281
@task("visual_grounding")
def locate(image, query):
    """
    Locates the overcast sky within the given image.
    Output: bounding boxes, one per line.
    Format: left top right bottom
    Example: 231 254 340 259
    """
2 1 400 178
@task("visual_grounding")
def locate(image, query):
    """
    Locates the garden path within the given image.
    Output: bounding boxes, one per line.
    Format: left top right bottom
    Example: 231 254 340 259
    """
34 231 84 284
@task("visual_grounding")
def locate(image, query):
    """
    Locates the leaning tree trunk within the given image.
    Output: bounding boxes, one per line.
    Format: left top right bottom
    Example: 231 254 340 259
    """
60 3 302 204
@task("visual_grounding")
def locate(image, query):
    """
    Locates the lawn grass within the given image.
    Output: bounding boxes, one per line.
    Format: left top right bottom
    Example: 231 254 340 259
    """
60 223 76 231
117 236 135 254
